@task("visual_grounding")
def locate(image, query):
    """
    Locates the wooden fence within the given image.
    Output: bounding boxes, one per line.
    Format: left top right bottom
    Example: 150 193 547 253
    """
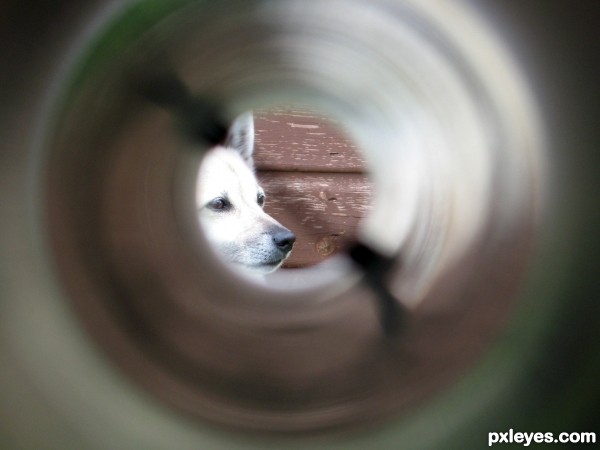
253 107 371 268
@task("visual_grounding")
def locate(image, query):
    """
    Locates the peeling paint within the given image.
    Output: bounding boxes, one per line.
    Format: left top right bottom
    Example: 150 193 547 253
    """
287 123 320 129
252 109 371 267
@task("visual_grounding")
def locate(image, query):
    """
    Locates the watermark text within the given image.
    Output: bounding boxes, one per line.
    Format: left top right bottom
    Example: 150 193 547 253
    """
488 429 596 447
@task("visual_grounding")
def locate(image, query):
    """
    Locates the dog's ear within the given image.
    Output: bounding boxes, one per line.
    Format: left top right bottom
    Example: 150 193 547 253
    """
224 111 255 169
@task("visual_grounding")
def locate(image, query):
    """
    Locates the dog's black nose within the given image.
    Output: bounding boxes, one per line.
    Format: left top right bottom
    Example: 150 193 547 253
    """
273 228 296 253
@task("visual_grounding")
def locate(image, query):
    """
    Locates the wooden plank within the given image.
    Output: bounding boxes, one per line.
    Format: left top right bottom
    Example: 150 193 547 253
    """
254 107 367 173
257 172 372 267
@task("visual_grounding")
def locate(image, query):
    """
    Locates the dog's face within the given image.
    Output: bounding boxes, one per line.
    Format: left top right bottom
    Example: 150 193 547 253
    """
196 112 295 274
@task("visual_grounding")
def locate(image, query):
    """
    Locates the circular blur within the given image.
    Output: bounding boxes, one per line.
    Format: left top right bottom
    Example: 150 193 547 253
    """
0 1 598 449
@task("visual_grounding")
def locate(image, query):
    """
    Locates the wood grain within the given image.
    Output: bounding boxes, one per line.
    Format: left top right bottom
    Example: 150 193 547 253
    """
258 172 372 268
254 107 367 173
253 107 372 267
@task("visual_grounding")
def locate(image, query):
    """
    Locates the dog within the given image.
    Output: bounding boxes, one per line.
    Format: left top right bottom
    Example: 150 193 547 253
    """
196 112 295 274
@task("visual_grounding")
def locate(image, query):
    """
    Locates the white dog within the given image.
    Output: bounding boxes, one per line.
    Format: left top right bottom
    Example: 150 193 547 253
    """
196 112 295 274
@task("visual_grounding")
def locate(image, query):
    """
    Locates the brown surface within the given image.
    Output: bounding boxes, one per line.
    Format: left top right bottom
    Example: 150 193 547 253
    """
254 107 367 172
258 172 371 267
46 88 538 435
253 107 371 267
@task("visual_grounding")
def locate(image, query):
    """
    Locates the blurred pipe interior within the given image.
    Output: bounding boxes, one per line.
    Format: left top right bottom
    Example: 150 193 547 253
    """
0 1 598 449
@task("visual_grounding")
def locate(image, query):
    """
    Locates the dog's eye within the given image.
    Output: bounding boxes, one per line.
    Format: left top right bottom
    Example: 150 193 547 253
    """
207 197 230 211
257 193 265 207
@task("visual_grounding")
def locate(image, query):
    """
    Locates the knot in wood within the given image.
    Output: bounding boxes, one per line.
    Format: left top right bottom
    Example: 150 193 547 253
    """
315 236 336 256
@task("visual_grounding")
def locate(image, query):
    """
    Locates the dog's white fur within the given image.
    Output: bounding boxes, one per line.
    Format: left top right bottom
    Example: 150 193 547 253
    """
196 112 295 274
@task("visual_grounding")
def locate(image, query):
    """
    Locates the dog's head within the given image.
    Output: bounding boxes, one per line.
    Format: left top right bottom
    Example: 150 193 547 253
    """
197 112 295 274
